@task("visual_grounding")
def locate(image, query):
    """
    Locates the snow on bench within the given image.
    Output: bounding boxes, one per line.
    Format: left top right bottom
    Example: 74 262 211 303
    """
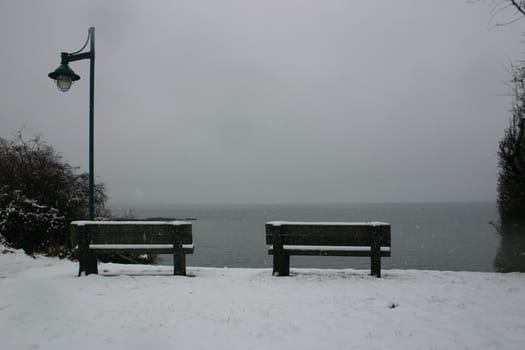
89 244 195 250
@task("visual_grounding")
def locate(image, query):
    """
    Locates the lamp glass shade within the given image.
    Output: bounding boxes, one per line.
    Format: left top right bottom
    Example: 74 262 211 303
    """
48 63 80 92
56 75 73 92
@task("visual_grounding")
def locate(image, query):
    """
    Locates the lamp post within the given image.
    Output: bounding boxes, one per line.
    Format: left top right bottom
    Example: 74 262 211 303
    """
48 27 95 220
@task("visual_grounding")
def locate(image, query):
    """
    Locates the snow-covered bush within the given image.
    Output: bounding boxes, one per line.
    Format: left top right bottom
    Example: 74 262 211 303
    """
0 133 108 256
0 189 65 255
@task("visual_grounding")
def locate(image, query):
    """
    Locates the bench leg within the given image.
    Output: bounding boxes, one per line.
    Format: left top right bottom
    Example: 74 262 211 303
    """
78 251 98 276
173 242 186 276
271 226 290 276
77 226 97 276
273 252 290 276
371 255 381 278
370 227 382 278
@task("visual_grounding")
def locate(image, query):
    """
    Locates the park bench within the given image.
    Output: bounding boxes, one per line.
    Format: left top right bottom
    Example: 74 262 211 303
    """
266 221 391 277
70 221 193 276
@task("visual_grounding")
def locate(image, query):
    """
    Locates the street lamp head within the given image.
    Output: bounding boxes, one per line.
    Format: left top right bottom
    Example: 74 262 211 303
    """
48 61 80 92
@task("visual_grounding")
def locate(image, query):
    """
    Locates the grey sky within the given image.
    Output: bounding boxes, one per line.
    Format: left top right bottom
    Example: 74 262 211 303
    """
1 0 524 205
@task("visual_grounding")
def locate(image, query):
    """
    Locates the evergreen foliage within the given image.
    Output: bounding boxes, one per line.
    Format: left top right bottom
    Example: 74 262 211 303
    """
494 64 525 272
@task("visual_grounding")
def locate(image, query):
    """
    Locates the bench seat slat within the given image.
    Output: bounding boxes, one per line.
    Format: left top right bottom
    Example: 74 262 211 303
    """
89 244 194 254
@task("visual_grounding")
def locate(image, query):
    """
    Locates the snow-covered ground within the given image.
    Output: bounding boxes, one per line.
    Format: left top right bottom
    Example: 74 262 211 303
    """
1 246 524 350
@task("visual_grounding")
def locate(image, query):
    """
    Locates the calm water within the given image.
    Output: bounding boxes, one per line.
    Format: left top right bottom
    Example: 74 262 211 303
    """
110 202 499 272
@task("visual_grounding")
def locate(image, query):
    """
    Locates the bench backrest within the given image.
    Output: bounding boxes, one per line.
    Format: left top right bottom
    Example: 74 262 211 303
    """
70 221 192 247
265 221 390 247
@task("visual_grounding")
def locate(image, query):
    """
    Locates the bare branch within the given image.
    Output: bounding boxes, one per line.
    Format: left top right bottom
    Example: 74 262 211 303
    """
509 0 525 16
493 15 525 27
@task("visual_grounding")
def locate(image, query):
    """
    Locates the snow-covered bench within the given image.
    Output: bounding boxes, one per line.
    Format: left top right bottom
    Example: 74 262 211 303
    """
70 221 194 276
266 221 391 277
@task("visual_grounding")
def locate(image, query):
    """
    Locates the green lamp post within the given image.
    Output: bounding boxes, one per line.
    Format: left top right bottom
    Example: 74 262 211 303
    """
48 27 96 220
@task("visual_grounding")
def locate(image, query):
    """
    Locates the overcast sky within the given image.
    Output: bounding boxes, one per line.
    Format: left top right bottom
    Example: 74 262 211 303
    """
1 0 524 205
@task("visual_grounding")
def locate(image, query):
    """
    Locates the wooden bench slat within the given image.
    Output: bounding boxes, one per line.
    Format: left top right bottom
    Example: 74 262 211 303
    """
268 245 391 257
71 221 193 247
265 223 391 246
269 245 391 252
89 244 195 249
89 244 195 255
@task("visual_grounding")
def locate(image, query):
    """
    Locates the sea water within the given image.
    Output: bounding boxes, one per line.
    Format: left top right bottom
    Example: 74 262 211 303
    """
109 202 499 272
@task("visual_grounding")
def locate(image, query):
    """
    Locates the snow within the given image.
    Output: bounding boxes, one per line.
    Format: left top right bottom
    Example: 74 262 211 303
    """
1 245 524 350
267 221 390 226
